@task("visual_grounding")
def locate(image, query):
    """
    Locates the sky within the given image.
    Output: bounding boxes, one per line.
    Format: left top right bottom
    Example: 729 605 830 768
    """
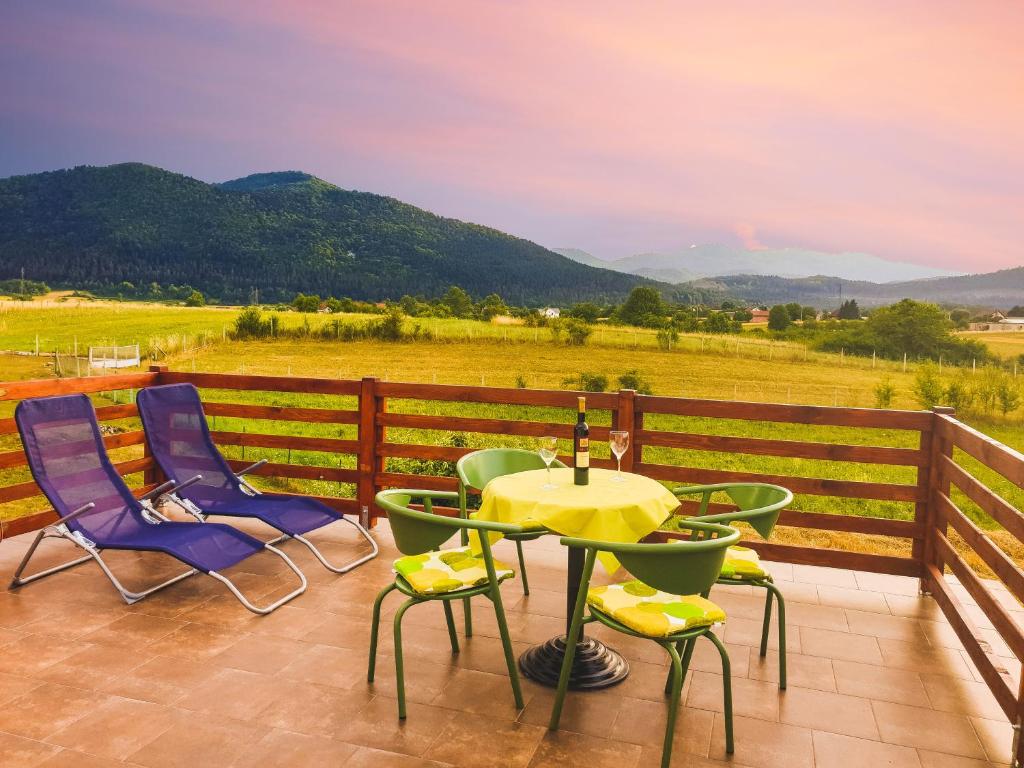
1 0 1022 271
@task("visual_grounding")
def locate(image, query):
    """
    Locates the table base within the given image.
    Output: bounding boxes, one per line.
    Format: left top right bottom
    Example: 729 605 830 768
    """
518 635 629 689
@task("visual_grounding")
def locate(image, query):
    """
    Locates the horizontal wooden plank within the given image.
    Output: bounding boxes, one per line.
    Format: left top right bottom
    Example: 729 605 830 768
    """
0 456 154 504
210 431 359 455
933 533 1024 661
376 381 619 410
937 414 1024 489
0 430 147 470
378 412 612 441
224 459 358 484
673 498 922 538
0 402 140 437
0 373 158 402
203 402 359 425
637 395 933 431
639 429 923 466
925 563 1018 721
379 443 472 462
941 455 1024 545
638 462 922 502
936 491 1024 606
0 481 162 538
374 471 459 491
159 371 361 397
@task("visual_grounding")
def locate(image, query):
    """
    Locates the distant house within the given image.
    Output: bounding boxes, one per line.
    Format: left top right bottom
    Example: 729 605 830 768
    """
748 309 770 323
541 307 560 319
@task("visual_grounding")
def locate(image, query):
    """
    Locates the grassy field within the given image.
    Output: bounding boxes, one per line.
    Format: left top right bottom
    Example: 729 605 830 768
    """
2 301 1023 576
961 330 1024 361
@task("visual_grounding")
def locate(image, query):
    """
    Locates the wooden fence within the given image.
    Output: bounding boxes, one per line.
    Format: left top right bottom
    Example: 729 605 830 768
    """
1 367 1023 761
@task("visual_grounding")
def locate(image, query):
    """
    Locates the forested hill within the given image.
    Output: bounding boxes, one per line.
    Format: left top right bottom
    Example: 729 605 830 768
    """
0 163 655 304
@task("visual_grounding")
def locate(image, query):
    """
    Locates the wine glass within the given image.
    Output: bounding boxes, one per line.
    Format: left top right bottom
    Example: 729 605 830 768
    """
610 430 629 482
538 436 558 490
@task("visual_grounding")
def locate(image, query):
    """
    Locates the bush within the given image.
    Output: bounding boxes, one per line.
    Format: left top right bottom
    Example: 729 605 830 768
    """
515 375 528 389
943 375 974 413
184 290 205 307
617 370 653 395
767 305 791 331
563 318 592 346
561 372 608 392
873 378 896 409
292 293 320 312
656 325 679 350
912 363 943 409
232 306 278 339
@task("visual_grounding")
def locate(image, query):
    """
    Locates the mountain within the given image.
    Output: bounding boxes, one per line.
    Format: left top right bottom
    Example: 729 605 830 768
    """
0 164 656 304
556 244 956 283
688 268 1024 308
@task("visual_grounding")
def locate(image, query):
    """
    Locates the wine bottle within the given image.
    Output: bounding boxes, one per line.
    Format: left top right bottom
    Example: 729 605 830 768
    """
573 396 589 485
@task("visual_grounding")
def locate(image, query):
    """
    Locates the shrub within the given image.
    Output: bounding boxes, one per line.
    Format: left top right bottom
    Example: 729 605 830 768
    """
873 378 896 409
292 293 320 312
656 325 679 350
232 306 278 339
617 370 653 395
561 372 608 392
563 318 592 346
912 363 943 409
943 375 974 413
515 375 528 389
184 290 205 307
767 305 791 331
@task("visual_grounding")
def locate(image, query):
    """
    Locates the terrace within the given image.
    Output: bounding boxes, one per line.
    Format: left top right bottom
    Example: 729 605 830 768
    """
0 367 1022 767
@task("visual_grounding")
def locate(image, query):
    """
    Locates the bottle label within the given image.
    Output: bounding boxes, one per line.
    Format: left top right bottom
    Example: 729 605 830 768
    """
575 452 589 468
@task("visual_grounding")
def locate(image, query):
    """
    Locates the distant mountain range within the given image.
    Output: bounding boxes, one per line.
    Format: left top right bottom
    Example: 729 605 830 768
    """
0 164 655 304
555 245 956 284
0 163 1017 309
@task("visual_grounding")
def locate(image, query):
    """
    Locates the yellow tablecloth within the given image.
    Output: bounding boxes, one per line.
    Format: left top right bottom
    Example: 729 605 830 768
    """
473 467 679 571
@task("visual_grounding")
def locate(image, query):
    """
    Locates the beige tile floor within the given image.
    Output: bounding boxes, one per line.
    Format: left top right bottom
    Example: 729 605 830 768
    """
0 518 1016 768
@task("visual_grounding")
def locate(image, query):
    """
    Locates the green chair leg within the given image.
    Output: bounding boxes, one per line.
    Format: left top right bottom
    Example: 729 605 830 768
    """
516 540 530 596
368 583 396 683
763 580 787 689
463 597 473 637
392 598 416 719
706 630 734 754
489 590 524 709
443 600 460 654
662 642 685 768
760 586 773 658
665 636 696 695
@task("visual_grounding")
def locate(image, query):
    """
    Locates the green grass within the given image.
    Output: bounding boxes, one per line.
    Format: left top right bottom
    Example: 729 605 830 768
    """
2 301 1023 574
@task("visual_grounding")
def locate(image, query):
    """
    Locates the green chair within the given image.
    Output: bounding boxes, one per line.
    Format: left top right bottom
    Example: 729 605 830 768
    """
675 483 793 689
549 519 741 768
368 489 526 719
456 448 567 635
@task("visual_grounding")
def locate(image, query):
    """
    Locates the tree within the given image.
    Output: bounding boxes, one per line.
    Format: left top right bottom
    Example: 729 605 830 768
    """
563 318 592 346
292 293 320 312
1008 306 1024 318
949 308 971 329
616 286 665 327
442 286 474 318
184 290 205 307
836 299 860 320
801 306 816 321
567 302 601 323
997 377 1022 416
705 311 739 334
785 302 802 321
479 293 509 320
767 305 791 331
617 369 653 395
732 309 753 322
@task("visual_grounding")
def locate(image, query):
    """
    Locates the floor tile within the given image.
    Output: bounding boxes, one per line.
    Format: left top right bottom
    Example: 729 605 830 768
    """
708 713 814 768
778 685 879 739
0 730 62 767
812 730 921 768
832 659 929 706
527 730 642 768
127 716 265 768
872 701 986 759
425 712 547 768
800 626 883 664
4 682 111 741
233 728 360 767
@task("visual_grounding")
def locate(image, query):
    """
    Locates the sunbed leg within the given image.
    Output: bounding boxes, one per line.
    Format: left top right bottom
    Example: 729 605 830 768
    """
9 529 93 589
292 517 379 574
207 544 307 615
85 548 198 604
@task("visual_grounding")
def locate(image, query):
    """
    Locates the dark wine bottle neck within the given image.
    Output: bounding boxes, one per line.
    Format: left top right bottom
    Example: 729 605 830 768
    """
577 413 586 423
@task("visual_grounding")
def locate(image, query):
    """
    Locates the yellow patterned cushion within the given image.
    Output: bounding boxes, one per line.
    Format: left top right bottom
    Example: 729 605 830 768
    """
393 546 514 595
587 580 726 637
719 546 770 581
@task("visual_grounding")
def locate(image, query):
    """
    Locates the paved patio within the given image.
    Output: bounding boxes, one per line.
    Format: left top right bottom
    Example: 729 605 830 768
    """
0 517 1016 768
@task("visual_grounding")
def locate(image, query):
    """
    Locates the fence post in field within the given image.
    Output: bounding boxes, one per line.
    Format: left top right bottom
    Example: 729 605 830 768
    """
920 405 955 594
358 377 384 524
614 389 638 472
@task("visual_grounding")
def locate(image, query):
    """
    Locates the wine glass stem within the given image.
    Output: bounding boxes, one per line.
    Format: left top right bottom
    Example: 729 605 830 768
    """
616 456 622 478
547 465 551 485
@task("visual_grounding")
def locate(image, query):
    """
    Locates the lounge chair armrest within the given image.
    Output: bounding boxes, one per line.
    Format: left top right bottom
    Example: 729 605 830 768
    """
139 474 203 503
53 502 96 526
236 459 267 477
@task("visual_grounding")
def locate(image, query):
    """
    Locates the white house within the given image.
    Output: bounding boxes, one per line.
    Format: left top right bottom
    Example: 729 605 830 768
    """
541 307 560 319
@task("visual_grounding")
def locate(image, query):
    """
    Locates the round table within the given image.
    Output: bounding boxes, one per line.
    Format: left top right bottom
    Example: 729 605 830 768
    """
476 467 679 689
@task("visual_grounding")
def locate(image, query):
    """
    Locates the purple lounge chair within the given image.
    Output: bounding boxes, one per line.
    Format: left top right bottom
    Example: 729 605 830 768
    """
11 394 307 613
135 383 377 573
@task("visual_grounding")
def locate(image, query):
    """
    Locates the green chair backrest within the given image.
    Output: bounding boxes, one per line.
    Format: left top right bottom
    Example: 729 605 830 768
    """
375 489 525 556
674 483 792 540
561 520 740 596
457 448 567 494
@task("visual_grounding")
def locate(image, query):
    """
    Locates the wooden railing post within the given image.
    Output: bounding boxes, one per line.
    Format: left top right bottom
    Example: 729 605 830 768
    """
144 365 169 488
614 389 637 472
921 406 955 594
358 377 384 525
